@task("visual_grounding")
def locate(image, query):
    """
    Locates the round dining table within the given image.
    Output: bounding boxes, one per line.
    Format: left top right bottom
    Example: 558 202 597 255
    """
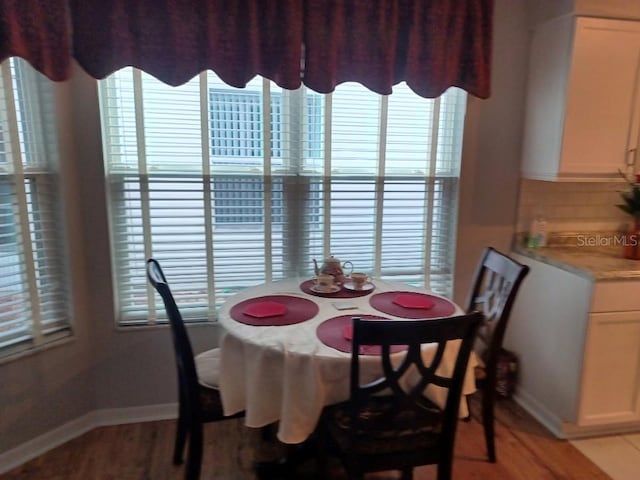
217 277 478 444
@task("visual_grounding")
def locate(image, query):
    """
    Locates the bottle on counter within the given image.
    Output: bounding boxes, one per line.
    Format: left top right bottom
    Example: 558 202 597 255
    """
527 214 547 249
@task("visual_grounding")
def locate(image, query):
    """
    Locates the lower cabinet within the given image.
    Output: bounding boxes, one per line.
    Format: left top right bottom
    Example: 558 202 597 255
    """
579 306 640 425
507 254 640 438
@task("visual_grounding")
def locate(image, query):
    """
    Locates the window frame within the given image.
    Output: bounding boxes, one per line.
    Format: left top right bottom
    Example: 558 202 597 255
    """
0 58 72 360
100 70 466 326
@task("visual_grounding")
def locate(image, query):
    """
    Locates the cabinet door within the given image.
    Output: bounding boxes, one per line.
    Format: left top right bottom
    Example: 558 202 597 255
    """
578 311 640 425
562 18 640 176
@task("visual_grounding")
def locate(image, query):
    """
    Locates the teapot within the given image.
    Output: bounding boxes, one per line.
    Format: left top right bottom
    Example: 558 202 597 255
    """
313 255 353 284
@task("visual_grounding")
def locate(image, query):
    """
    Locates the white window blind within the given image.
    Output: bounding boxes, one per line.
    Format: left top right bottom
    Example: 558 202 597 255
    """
100 69 466 325
0 58 70 357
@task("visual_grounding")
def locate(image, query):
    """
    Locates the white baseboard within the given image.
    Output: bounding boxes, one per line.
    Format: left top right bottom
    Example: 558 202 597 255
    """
513 390 640 440
563 420 640 439
91 403 177 427
0 403 177 475
512 389 566 439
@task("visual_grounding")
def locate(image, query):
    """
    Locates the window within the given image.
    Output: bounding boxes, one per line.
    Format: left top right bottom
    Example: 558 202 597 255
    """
209 90 322 224
210 89 283 159
100 69 466 325
209 89 322 163
0 59 70 357
211 176 284 225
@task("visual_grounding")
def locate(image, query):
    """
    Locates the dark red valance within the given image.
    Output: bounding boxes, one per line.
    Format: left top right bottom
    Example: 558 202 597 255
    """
303 0 493 98
0 0 493 99
70 0 304 89
0 0 71 81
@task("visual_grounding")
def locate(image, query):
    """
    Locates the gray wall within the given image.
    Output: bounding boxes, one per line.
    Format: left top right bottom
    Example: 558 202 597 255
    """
452 0 640 305
1 0 531 454
453 0 530 303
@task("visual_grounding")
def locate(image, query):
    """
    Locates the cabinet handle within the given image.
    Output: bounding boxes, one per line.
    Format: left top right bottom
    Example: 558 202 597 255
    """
627 148 637 167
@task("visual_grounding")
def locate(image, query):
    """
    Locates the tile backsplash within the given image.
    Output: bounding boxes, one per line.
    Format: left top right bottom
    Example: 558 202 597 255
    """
516 180 630 234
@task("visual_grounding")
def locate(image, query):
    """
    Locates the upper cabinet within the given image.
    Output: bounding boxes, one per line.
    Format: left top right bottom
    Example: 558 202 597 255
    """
522 17 640 181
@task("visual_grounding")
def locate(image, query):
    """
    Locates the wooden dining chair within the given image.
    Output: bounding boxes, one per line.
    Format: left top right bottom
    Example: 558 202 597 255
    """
319 313 482 480
465 247 529 462
146 258 244 480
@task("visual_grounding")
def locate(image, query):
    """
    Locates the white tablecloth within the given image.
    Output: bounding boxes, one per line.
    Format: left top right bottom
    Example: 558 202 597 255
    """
218 278 478 444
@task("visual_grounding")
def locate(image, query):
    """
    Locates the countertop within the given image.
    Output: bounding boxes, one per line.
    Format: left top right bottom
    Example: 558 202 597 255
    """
512 233 640 281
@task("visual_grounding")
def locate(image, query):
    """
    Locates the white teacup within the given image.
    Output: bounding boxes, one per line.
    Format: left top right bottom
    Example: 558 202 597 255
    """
350 272 368 290
316 273 335 292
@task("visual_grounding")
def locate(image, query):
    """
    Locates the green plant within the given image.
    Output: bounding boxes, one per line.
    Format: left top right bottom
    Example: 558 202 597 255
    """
617 171 640 218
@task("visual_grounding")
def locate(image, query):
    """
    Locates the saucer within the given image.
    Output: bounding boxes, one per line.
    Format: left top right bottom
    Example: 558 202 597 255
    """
342 281 374 292
310 284 341 294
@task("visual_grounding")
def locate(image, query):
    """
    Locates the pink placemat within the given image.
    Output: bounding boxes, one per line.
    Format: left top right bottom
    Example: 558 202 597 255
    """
299 279 373 298
230 295 319 326
369 291 456 319
316 315 408 355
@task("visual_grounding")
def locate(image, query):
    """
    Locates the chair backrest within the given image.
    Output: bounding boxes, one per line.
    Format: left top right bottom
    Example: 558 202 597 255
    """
350 313 482 447
146 258 201 418
465 247 529 373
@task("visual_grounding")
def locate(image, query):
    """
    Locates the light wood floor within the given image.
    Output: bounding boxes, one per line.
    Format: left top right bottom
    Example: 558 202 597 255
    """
1 396 610 480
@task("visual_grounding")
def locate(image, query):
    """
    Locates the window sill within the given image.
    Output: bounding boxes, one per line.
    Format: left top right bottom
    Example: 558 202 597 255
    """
113 320 218 333
0 333 76 366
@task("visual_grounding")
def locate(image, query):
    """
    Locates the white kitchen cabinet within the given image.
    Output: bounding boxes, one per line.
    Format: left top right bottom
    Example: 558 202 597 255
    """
579 282 640 426
579 312 640 425
522 16 640 181
505 254 640 438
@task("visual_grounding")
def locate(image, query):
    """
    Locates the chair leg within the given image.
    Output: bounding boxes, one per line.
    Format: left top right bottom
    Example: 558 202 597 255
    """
462 394 471 422
185 423 203 480
260 423 275 441
173 398 188 465
316 422 329 480
437 457 453 480
482 387 497 463
344 458 364 480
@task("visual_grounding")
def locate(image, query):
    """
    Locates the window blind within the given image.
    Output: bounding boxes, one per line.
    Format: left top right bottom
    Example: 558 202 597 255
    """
100 69 466 325
0 59 70 357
